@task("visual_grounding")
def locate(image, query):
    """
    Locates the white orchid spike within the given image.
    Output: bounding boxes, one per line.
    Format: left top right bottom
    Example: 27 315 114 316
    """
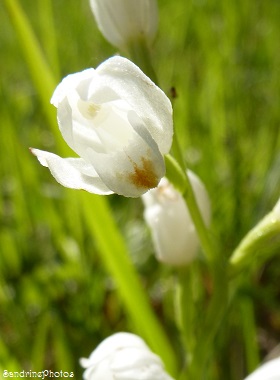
89 0 158 50
31 56 173 198
244 357 280 380
142 171 211 266
80 332 175 380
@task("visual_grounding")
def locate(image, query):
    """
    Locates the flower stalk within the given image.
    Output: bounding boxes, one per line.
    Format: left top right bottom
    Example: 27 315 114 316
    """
175 267 196 378
164 154 216 263
126 37 158 84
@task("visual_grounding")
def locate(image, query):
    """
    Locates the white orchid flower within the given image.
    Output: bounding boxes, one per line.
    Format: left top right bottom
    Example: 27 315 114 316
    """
80 332 175 380
31 56 173 198
89 0 158 50
142 171 211 266
244 357 280 380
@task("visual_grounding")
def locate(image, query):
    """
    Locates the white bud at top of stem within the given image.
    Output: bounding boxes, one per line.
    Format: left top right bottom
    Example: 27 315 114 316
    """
89 0 158 50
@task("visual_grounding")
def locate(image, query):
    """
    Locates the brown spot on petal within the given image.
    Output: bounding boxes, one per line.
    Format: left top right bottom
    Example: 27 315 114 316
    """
127 156 159 190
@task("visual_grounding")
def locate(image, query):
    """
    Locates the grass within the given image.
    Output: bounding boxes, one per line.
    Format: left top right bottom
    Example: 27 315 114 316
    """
1 0 280 379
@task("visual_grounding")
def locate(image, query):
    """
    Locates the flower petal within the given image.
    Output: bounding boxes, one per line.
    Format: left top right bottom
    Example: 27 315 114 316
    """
55 96 105 158
244 357 280 380
51 70 100 155
93 56 173 155
144 196 199 266
112 349 173 380
90 0 158 49
86 122 165 197
80 333 175 380
30 149 112 195
81 333 150 370
51 68 96 107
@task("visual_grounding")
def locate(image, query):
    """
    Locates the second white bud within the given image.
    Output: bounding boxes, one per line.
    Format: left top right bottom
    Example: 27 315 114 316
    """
142 170 211 266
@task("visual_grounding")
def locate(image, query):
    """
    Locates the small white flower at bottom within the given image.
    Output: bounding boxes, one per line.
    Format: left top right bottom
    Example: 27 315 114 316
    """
244 357 280 380
80 332 175 380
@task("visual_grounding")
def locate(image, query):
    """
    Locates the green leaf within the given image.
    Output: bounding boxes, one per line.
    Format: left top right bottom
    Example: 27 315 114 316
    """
230 211 280 274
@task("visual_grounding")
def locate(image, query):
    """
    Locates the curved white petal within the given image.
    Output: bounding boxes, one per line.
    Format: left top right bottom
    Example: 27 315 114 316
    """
94 56 173 155
86 123 165 197
55 96 105 158
52 71 101 155
51 68 96 107
90 0 158 49
31 149 112 195
111 349 174 380
244 357 280 380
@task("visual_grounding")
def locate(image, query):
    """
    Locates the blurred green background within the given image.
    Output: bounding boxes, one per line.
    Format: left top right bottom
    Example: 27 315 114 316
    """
1 0 280 378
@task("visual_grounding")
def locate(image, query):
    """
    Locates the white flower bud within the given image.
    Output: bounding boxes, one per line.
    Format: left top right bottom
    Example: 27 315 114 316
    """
89 0 158 50
142 170 211 266
31 56 173 198
80 332 175 380
244 357 280 380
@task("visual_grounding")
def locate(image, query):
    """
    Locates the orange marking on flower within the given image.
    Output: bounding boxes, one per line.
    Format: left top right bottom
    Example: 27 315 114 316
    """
127 156 159 189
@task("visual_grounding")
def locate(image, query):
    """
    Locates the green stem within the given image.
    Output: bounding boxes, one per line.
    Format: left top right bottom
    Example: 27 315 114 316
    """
240 295 259 373
38 0 60 79
126 38 158 84
165 154 216 263
182 180 215 263
172 128 186 171
4 0 58 137
176 267 195 372
190 260 229 378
